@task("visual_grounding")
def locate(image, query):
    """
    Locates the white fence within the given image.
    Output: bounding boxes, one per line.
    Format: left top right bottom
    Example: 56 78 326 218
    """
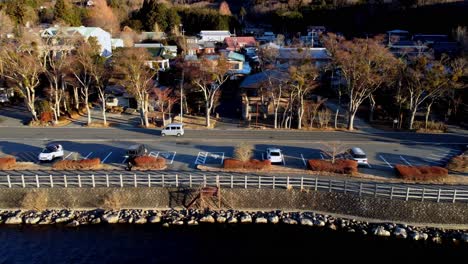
1 174 468 203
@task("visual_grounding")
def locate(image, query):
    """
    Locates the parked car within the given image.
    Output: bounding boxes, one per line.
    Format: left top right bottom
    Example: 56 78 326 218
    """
125 144 148 162
38 144 64 161
266 147 283 164
348 147 368 166
161 123 184 137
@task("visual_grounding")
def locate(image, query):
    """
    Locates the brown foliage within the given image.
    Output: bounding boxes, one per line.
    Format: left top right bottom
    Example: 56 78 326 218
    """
20 189 48 210
133 156 166 169
219 1 232 16
233 143 253 162
307 159 358 174
86 0 120 34
223 159 271 170
395 165 448 181
0 157 16 170
446 155 468 173
53 158 101 170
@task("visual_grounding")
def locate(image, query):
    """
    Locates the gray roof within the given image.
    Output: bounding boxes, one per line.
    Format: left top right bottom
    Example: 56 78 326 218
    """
240 69 289 89
278 48 330 60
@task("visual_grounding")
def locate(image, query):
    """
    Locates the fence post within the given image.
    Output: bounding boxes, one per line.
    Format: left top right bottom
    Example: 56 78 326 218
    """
300 177 303 190
36 174 40 188
148 174 151 187
92 174 95 188
422 188 425 201
405 187 410 201
328 180 332 192
315 178 318 191
287 177 290 189
344 180 347 194
120 174 123 188
359 183 362 197
437 189 441 202
273 176 275 189
216 175 219 187
390 187 394 200
453 190 457 203
374 184 378 198
64 175 67 188
7 175 11 188
244 175 247 189
22 175 25 188
231 175 233 188
78 174 81 188
134 174 137 187
259 176 261 189
49 174 53 188
189 174 192 188
106 174 109 187
203 175 206 187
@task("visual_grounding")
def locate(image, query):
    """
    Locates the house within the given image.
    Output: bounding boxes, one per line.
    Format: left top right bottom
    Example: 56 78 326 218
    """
386 29 411 45
388 41 431 58
41 26 112 57
198 30 232 42
277 47 330 68
111 38 124 50
134 43 176 71
225 51 251 78
224 36 257 51
257 32 276 44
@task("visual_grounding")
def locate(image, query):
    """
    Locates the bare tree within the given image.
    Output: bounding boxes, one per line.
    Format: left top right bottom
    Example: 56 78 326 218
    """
234 142 253 162
323 33 398 130
318 108 332 128
113 48 156 128
306 96 327 128
0 41 44 121
319 141 348 164
154 87 179 126
187 56 230 128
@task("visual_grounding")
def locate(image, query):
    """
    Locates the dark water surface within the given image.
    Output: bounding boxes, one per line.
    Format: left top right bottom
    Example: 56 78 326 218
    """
1 224 467 264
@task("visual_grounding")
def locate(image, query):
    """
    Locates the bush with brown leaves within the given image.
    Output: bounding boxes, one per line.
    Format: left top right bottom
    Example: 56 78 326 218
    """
53 158 101 170
446 155 468 173
133 156 166 169
307 159 358 174
395 165 448 181
0 156 16 170
223 158 271 170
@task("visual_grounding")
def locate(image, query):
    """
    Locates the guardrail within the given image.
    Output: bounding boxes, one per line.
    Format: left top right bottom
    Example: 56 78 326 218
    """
1 174 467 203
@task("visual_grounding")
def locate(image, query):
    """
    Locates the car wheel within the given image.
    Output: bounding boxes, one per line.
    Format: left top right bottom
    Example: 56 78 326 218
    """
177 133 181 137
161 133 166 137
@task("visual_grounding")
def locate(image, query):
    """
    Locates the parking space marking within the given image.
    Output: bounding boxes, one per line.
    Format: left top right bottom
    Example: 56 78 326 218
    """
85 152 93 159
64 152 74 160
208 152 224 164
367 163 372 168
379 155 393 168
121 157 127 164
320 154 324 160
101 152 113 163
149 151 159 158
300 154 307 166
423 158 443 165
282 155 286 166
195 152 208 164
399 156 412 166
149 151 177 164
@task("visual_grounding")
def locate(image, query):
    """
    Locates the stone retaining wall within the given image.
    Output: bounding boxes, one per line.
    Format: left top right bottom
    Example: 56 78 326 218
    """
0 187 467 225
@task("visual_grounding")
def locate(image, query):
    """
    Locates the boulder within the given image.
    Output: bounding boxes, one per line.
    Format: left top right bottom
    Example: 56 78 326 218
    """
91 218 101 225
24 216 41 225
268 215 279 224
5 216 22 225
187 220 198 225
216 216 227 224
461 233 468 243
420 233 429 241
255 217 268 224
300 218 313 226
199 215 215 223
432 236 442 244
101 214 119 224
373 226 391 237
327 223 337 230
55 217 71 224
38 218 52 225
313 219 325 227
148 215 161 224
393 227 408 239
240 214 252 223
410 232 420 241
227 216 238 224
134 217 147 224
283 218 298 225
66 220 80 227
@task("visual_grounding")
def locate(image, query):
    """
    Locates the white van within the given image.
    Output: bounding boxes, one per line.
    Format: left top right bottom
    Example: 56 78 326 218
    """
161 123 184 137
348 147 368 166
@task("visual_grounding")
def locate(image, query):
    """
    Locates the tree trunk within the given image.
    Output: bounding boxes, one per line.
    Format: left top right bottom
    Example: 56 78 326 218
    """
73 86 80 111
409 108 417 130
273 105 278 129
424 101 433 130
347 111 356 131
205 104 211 128
297 106 303 129
334 108 339 129
102 103 107 126
369 94 375 122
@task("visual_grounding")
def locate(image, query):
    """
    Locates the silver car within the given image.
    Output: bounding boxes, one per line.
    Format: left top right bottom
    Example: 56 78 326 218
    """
161 123 184 137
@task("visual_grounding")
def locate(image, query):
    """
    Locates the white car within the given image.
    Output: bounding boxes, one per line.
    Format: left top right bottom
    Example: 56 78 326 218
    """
266 148 284 164
38 144 64 161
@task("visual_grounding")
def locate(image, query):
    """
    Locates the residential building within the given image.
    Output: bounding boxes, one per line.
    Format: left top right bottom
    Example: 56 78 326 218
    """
198 30 232 42
134 43 176 71
224 37 257 51
277 47 330 68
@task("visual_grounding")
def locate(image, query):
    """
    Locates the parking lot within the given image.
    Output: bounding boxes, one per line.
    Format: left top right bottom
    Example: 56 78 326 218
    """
0 140 464 177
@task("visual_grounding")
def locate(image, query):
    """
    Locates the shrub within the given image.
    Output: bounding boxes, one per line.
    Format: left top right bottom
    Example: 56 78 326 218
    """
307 159 358 174
446 155 468 173
395 165 448 181
0 156 16 170
53 158 101 170
40 111 53 123
133 156 166 169
20 189 49 210
413 121 447 132
234 143 253 162
223 158 271 170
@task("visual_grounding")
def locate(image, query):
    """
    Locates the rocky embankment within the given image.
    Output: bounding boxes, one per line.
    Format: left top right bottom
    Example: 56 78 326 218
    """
1 208 467 245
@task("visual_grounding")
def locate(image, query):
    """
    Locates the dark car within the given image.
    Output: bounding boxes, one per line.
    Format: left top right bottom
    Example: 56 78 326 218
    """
125 144 148 162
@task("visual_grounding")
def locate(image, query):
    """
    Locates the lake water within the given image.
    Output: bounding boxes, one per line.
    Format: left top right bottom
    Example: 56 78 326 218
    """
0 224 467 263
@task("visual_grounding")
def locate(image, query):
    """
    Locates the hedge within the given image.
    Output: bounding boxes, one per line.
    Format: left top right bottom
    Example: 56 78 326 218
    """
307 159 358 174
53 158 101 170
223 159 271 170
0 157 16 170
446 155 468 173
395 165 448 181
133 156 166 169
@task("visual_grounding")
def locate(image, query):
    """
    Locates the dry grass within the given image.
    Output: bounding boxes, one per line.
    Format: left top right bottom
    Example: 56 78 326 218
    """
233 143 253 162
223 159 271 170
53 158 101 170
0 156 16 170
446 155 468 173
101 190 129 210
173 115 217 129
20 189 49 210
85 122 111 128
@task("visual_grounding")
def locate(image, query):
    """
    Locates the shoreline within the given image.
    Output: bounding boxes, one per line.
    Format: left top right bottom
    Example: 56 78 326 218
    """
1 208 467 245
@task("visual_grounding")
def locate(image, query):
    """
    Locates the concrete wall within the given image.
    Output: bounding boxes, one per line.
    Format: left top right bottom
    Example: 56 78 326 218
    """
1 187 467 225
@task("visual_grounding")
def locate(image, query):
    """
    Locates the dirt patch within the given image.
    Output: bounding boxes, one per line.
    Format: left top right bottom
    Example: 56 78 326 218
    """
173 115 216 129
84 122 112 128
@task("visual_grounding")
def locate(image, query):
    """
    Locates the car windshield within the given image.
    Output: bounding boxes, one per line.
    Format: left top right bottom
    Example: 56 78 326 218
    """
270 152 280 156
43 146 57 153
353 154 366 159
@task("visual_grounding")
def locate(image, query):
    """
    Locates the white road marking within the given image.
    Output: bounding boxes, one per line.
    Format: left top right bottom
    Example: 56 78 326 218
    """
399 156 412 166
121 157 127 164
367 163 372 168
102 152 112 163
85 152 93 159
220 152 224 164
379 155 393 168
64 152 74 159
171 151 176 164
282 155 286 166
320 154 324 160
195 152 208 164
149 151 159 158
300 154 307 166
429 153 447 158
423 158 443 165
